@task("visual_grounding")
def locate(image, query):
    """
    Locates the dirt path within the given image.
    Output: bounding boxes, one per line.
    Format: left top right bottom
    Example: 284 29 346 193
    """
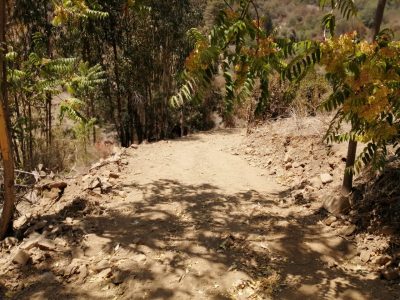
3 129 399 299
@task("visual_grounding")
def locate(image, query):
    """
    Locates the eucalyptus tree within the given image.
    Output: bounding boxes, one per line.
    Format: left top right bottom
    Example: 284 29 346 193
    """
0 0 17 239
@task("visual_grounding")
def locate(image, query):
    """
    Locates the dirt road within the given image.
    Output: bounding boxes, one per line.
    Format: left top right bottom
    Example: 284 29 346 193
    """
4 129 399 299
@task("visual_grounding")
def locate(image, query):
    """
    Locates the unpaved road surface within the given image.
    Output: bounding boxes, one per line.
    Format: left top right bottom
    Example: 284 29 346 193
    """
3 129 399 299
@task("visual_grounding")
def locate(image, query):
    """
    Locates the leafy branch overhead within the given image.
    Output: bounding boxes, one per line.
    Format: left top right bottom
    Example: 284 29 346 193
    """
52 0 109 26
171 1 320 118
172 0 400 174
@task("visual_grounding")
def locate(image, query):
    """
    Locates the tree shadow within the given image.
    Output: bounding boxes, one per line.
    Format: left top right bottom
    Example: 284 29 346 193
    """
2 179 399 299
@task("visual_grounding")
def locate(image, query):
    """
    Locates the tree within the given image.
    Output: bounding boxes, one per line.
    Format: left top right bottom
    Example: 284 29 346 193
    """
340 0 388 194
0 0 17 239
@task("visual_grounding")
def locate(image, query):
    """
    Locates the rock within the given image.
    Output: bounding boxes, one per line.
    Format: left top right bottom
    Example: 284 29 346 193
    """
77 264 88 283
323 195 350 215
322 256 338 268
381 269 399 281
320 173 333 184
98 267 113 279
37 238 57 251
101 180 113 193
42 181 68 191
109 173 120 179
111 270 125 285
42 188 60 200
20 233 42 250
360 250 371 263
309 177 322 189
374 255 392 266
89 177 102 190
341 224 357 236
64 258 82 277
3 237 18 248
244 147 253 155
120 159 129 165
118 191 127 198
133 253 147 262
12 249 31 266
324 216 337 226
95 260 111 272
284 153 293 163
130 144 139 149
285 163 293 170
292 162 301 168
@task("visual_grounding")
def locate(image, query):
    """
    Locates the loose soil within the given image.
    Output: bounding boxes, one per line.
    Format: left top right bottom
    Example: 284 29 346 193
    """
1 125 399 299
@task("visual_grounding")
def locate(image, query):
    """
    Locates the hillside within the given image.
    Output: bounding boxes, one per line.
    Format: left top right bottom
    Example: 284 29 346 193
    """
255 0 400 39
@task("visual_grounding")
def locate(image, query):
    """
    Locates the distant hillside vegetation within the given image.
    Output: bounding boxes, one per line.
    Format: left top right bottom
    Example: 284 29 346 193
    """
204 0 400 39
258 0 400 39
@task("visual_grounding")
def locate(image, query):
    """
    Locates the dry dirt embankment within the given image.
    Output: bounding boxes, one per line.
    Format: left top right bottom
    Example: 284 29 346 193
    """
0 122 399 299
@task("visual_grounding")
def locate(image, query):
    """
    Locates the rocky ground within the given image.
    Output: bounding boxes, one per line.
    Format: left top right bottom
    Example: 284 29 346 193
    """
0 117 400 299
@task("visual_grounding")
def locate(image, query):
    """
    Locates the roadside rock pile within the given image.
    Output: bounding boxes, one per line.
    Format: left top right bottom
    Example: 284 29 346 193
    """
234 116 400 283
0 144 139 298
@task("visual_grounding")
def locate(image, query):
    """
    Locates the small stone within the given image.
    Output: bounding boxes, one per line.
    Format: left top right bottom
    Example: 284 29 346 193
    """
341 224 357 236
20 234 42 250
285 163 293 170
77 264 88 283
374 255 392 266
118 191 127 198
309 177 322 189
360 250 371 263
109 173 120 179
12 249 31 266
37 238 57 251
245 147 253 155
89 178 101 190
324 216 337 226
130 144 139 149
133 253 147 262
3 237 18 248
320 173 333 184
111 270 125 285
95 260 111 272
64 258 83 277
284 153 293 163
292 162 301 168
101 181 113 193
98 267 113 279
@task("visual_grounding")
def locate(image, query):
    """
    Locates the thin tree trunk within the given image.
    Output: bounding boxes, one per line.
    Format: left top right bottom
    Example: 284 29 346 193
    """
342 0 387 194
342 140 357 194
112 35 124 146
374 0 387 38
0 0 16 239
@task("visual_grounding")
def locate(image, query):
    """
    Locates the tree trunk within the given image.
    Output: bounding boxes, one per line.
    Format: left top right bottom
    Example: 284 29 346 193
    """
374 0 387 38
0 0 16 239
342 0 387 194
342 140 357 194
